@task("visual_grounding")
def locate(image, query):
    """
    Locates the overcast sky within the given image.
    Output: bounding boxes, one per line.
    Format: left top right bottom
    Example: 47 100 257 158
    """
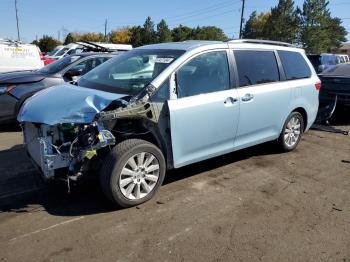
1 0 349 43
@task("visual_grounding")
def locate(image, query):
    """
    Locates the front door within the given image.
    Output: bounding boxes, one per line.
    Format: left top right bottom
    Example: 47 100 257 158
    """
168 50 239 168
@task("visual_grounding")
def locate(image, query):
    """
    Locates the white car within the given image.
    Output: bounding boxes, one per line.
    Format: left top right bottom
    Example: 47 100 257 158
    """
337 54 349 63
0 39 44 73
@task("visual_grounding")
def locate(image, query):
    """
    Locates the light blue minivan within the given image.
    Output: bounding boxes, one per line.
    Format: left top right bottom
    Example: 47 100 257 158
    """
19 39 320 207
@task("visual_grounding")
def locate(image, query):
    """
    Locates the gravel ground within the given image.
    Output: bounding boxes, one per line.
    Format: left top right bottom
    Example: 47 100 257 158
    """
0 117 349 262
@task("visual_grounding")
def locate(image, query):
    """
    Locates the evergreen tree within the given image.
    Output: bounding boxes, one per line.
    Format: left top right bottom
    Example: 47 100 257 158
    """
142 17 156 45
130 26 143 47
156 19 172 43
264 0 300 43
192 26 228 41
32 35 61 52
64 33 75 45
299 0 347 53
242 11 271 39
171 25 193 41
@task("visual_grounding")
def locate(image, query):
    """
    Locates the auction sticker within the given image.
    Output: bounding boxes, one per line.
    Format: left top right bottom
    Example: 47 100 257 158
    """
155 57 174 63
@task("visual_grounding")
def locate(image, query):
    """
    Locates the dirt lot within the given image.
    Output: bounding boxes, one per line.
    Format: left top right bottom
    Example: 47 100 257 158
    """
0 117 349 262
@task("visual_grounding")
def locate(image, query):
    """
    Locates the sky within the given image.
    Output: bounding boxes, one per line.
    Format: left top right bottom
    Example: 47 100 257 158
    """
1 0 350 43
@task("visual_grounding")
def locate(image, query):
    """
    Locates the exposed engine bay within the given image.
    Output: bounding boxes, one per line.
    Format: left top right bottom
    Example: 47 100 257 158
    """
24 121 115 181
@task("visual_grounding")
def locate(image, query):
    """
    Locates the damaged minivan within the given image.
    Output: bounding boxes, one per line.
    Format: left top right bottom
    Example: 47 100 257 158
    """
18 40 320 207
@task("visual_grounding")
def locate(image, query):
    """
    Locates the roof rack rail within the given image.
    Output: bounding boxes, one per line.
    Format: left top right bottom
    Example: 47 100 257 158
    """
228 39 295 47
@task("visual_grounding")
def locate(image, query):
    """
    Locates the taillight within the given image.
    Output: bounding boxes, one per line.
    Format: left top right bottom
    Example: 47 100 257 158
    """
40 52 45 60
315 82 321 90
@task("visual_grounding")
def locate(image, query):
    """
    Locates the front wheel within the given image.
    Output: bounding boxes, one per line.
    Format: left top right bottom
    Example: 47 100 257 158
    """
100 139 166 208
277 112 304 152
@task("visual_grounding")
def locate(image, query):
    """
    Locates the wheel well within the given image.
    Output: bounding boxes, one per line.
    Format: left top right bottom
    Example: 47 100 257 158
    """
111 119 165 158
293 107 308 131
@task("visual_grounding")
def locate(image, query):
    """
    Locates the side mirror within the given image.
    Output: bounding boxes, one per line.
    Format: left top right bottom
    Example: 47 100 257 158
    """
169 72 177 100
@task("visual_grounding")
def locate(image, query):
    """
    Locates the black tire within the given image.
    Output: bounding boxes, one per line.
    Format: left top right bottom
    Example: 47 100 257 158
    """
277 111 304 152
100 139 166 208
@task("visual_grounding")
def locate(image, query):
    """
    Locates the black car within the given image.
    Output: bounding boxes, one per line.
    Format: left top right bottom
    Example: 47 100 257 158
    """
0 53 115 124
316 63 350 122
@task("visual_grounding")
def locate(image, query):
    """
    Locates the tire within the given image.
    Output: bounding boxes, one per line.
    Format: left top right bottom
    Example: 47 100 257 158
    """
100 139 166 208
277 112 304 152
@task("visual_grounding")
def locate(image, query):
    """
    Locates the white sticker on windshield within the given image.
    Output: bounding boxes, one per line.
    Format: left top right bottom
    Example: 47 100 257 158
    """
155 57 174 64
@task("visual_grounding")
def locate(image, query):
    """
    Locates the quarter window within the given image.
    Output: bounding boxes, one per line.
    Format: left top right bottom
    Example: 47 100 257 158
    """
278 50 312 80
176 51 230 98
234 50 280 87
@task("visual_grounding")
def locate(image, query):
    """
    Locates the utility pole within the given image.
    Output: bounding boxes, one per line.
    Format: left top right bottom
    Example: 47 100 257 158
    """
15 0 20 41
239 0 245 39
57 30 60 41
104 19 108 42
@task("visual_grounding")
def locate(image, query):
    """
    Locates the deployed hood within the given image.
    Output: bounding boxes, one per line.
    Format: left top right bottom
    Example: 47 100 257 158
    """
18 84 127 125
0 70 46 85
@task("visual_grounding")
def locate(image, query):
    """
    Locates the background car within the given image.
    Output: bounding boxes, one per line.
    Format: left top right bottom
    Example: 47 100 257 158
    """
47 42 133 60
319 63 350 108
335 54 349 64
307 53 338 73
0 39 44 73
0 52 115 124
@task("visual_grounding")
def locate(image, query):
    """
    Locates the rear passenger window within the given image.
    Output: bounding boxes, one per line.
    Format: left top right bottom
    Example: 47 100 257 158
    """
278 51 311 80
234 50 280 87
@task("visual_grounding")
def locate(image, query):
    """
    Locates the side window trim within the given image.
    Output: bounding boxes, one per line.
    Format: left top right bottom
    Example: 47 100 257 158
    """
174 49 232 99
232 49 281 89
274 50 287 81
227 49 238 89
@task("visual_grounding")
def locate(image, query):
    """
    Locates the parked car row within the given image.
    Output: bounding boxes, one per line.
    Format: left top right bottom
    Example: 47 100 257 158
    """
0 39 133 73
13 39 321 207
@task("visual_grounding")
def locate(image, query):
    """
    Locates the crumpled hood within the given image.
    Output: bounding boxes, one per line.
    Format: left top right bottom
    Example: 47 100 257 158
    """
18 83 127 125
0 71 46 85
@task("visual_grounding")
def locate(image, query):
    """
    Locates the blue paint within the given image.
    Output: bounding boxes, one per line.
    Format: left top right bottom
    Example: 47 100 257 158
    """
17 84 126 125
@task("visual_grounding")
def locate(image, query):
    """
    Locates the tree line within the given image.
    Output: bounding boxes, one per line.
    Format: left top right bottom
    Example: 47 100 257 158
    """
32 0 347 54
242 0 347 53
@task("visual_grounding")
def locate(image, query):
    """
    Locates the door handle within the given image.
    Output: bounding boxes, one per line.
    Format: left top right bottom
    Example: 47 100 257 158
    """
241 93 254 102
224 97 238 106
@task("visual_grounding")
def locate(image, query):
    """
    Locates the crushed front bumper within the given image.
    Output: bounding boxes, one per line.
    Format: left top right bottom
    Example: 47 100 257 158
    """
23 122 115 180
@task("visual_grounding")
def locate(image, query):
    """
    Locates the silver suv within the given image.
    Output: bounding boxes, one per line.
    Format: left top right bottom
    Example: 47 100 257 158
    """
18 40 320 207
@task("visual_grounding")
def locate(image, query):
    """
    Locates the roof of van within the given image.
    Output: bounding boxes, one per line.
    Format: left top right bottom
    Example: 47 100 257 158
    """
138 41 222 51
138 40 301 51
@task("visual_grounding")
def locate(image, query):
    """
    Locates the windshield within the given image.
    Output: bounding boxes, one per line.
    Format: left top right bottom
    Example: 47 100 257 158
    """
78 49 185 95
47 46 59 56
321 55 337 66
38 55 82 74
55 47 70 56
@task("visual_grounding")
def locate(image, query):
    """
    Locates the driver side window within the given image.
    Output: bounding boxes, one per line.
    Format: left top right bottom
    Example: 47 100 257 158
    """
176 51 230 98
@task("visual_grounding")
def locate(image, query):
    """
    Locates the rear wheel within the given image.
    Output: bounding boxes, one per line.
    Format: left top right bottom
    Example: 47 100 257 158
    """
278 112 304 152
100 139 166 208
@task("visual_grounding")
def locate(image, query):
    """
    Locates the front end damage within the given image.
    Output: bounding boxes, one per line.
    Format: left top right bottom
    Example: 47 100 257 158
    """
23 122 115 181
18 84 167 186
